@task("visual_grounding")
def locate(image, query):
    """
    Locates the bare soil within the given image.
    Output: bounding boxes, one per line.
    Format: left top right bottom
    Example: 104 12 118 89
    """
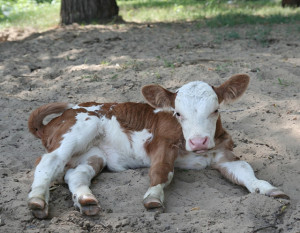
0 22 299 233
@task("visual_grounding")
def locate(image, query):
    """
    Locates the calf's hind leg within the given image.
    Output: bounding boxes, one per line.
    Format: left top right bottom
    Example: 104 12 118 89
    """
28 150 72 219
65 147 107 215
212 151 289 199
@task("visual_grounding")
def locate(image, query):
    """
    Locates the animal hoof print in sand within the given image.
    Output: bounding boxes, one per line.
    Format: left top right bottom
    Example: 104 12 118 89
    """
28 197 49 219
143 196 165 213
267 189 290 200
78 194 101 216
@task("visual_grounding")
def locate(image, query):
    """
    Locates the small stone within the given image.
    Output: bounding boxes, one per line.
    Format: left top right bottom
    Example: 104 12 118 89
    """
115 222 122 228
154 212 160 220
0 218 5 226
51 217 59 224
122 219 130 227
164 226 171 230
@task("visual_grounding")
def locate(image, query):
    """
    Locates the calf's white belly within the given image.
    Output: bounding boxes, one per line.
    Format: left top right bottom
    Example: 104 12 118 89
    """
99 116 152 171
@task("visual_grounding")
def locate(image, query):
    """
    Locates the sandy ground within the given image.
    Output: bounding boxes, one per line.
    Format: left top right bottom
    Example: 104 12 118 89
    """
0 22 299 233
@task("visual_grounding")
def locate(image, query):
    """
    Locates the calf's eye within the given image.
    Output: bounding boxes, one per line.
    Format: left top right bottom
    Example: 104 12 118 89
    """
176 112 181 117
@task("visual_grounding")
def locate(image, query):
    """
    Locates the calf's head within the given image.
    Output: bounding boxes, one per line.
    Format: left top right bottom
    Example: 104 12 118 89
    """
142 74 250 153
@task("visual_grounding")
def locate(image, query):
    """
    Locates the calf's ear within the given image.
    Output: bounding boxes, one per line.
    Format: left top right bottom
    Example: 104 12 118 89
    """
212 74 250 104
142 85 176 109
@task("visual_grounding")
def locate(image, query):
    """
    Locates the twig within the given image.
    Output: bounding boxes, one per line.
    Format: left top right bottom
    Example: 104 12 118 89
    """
15 75 40 77
189 59 237 64
98 222 109 228
219 109 245 113
252 225 277 232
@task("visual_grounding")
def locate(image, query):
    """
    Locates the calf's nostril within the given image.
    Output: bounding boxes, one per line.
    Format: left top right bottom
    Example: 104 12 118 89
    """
202 136 208 145
189 139 195 146
189 136 210 151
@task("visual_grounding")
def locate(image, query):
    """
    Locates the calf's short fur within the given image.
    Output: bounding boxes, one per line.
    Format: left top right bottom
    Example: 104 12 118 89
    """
27 74 288 219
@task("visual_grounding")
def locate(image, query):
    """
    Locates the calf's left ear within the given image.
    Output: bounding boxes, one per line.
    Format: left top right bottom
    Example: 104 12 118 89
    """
142 85 176 109
212 74 250 104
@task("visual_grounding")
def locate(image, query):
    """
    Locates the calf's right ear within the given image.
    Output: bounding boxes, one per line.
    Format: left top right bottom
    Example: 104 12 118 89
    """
142 85 176 109
212 74 250 104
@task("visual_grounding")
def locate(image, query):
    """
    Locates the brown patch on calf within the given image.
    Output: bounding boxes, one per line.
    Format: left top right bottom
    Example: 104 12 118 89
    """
35 156 42 167
214 116 225 140
147 139 178 186
107 103 157 131
213 116 236 154
87 156 105 175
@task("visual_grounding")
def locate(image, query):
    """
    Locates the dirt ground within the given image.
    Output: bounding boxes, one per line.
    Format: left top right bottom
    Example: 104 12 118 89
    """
0 21 299 233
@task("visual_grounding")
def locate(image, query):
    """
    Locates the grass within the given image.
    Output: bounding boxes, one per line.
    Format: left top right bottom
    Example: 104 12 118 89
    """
119 0 300 26
120 59 143 71
82 74 102 82
277 77 289 86
0 0 60 30
1 0 300 31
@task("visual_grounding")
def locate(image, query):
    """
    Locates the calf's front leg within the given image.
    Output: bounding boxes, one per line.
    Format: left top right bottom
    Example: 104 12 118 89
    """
212 151 289 199
143 145 177 211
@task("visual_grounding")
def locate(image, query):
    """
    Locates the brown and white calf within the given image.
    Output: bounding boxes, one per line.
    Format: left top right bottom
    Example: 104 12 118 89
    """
27 74 288 219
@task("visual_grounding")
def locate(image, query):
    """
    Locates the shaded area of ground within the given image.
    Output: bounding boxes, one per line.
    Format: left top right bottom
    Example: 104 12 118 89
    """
0 22 299 232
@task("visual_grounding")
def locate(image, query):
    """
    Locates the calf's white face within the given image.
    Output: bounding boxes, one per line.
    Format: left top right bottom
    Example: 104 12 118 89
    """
142 74 250 153
175 81 219 152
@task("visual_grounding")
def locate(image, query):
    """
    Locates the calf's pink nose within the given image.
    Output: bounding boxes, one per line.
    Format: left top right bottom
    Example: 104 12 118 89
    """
189 136 209 151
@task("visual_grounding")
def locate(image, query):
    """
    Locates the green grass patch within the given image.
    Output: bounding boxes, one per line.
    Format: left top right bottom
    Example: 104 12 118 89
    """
277 77 289 86
1 0 300 31
246 26 272 46
118 0 300 26
0 0 60 31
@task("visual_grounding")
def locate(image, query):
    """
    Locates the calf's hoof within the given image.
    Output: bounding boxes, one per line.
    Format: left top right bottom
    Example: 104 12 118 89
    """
266 189 290 200
143 196 165 213
78 194 101 216
28 197 49 219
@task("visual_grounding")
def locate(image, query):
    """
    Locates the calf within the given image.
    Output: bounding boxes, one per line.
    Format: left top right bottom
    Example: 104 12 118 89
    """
27 74 288 219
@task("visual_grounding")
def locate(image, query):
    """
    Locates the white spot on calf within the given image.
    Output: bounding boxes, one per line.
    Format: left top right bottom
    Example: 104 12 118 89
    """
154 107 175 114
143 172 174 203
99 116 152 171
72 105 103 112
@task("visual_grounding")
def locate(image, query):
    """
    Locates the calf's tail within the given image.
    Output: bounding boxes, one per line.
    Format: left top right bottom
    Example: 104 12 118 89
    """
28 103 71 139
